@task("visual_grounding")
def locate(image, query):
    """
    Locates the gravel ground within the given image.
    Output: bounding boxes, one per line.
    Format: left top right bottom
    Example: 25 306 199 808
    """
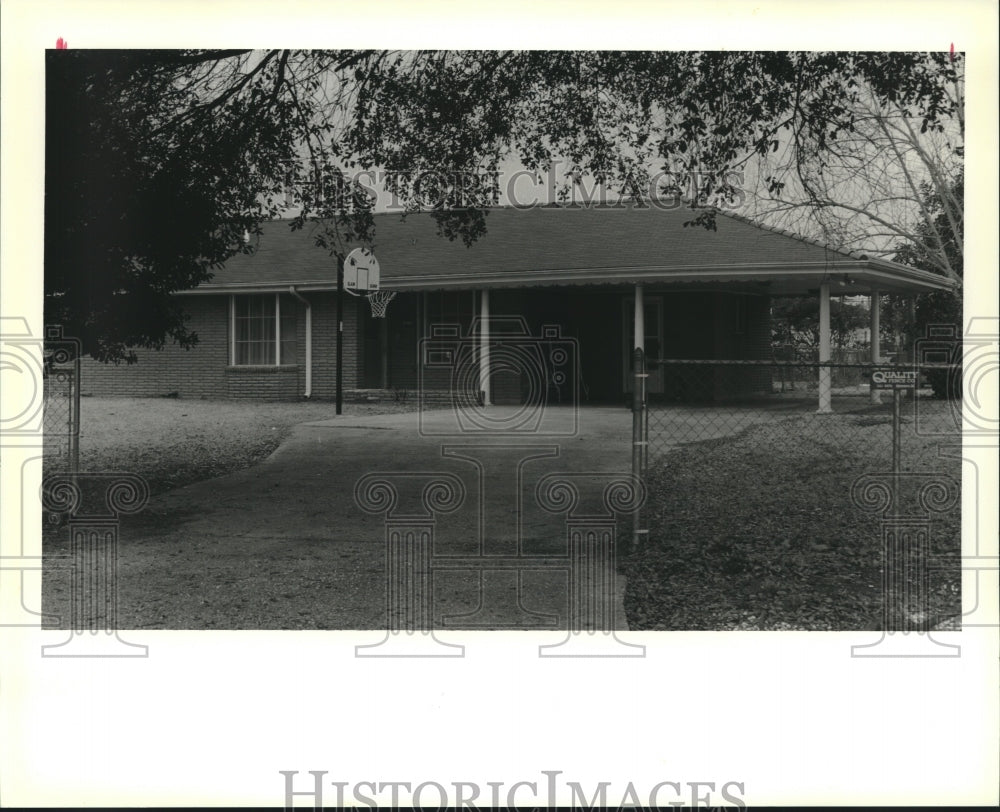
41 401 625 631
65 396 431 494
44 396 962 632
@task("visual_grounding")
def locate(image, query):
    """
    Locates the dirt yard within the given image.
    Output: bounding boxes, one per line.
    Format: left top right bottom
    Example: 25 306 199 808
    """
65 396 429 493
623 400 963 631
42 396 963 632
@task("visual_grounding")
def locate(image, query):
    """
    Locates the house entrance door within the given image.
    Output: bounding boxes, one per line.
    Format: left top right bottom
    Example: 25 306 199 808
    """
623 295 664 395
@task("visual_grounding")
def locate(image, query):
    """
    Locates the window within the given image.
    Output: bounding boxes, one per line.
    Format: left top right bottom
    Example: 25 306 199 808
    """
231 294 297 365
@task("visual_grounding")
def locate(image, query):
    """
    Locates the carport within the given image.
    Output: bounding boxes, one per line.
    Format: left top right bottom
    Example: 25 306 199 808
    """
369 205 956 412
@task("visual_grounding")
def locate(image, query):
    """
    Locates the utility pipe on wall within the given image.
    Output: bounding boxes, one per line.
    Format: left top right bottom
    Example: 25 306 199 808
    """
480 288 491 406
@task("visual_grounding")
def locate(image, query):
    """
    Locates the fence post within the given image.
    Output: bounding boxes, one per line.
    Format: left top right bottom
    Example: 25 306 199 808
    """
892 388 901 477
631 347 647 550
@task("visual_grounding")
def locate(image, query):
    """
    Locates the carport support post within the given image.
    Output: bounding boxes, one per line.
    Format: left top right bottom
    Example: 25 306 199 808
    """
870 289 881 405
632 284 647 551
480 288 491 406
817 281 833 413
336 255 344 415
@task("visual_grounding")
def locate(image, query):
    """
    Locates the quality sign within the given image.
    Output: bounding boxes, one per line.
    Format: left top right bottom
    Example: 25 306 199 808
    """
870 367 919 390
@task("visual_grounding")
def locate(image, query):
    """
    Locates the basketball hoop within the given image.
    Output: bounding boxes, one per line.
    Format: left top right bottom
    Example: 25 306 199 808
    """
367 289 396 318
343 248 393 317
344 247 380 295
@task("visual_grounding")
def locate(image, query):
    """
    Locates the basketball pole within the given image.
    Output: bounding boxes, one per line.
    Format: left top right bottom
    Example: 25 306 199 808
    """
336 254 344 415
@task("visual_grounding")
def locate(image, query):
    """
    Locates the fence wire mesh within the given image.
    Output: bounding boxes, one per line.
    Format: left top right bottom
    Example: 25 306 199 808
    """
645 360 961 466
43 362 80 472
627 357 963 631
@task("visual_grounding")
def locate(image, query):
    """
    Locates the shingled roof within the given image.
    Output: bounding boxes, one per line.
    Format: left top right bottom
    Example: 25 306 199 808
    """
186 204 955 297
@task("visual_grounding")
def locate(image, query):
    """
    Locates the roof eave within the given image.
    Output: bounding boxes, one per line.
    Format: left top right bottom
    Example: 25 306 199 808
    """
179 260 955 296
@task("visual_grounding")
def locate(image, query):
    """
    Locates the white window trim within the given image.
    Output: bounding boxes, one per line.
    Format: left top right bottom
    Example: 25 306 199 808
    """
275 292 281 366
229 295 236 365
231 292 292 367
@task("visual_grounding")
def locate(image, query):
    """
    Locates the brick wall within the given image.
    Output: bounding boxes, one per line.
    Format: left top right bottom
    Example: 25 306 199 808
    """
309 292 361 399
81 292 362 400
80 296 229 398
80 287 772 403
225 365 300 399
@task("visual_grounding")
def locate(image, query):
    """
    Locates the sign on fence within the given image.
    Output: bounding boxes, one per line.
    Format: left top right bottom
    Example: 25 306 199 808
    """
871 367 919 390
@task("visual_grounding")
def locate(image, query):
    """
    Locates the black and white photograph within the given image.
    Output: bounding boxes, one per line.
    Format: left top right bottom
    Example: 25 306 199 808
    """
2 1 997 808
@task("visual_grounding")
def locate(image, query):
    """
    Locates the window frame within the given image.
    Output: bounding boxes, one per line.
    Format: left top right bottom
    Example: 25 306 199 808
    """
229 293 297 367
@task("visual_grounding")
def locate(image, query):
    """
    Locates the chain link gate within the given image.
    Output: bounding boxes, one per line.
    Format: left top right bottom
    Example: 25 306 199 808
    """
43 325 81 473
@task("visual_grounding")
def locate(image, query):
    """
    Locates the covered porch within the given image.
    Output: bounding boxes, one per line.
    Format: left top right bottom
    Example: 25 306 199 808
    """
361 261 955 412
192 206 956 407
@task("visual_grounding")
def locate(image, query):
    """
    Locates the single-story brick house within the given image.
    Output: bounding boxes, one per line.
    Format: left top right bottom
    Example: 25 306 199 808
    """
81 204 955 408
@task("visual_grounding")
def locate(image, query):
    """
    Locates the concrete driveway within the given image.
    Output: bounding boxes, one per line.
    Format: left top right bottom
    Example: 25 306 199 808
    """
61 405 640 630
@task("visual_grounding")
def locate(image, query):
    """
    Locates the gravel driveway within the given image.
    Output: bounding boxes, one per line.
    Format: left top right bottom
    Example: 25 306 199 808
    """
43 400 638 631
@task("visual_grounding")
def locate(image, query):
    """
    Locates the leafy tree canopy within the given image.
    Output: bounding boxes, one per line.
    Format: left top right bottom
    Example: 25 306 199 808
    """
44 49 962 362
772 296 871 352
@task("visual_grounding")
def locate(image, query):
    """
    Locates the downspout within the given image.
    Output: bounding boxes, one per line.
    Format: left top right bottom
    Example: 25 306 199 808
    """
288 286 312 398
480 288 491 406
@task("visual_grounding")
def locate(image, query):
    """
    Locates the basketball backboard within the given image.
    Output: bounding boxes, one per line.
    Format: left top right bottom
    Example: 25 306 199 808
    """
344 247 380 293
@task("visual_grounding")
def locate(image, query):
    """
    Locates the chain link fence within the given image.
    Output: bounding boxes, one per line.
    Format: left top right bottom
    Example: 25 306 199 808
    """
643 359 961 466
626 349 963 631
43 347 80 472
